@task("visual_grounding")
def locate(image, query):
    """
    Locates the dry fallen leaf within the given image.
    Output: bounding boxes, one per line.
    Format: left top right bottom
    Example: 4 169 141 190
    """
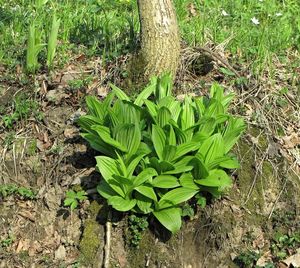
282 248 300 267
282 133 300 149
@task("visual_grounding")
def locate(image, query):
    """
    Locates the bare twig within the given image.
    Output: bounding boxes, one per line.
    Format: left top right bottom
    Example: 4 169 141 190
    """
104 209 112 268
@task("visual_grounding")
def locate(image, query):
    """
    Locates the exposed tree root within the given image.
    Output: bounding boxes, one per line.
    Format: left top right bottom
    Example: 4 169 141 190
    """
104 209 112 268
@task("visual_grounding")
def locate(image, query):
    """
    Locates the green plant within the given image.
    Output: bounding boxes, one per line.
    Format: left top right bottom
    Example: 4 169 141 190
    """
0 234 15 248
64 190 88 210
26 22 45 73
0 184 36 199
233 250 260 268
1 96 42 129
128 214 149 247
78 74 245 233
47 14 60 68
271 232 300 260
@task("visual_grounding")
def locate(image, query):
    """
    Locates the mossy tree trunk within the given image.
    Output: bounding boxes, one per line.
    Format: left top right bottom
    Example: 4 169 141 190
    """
137 0 180 81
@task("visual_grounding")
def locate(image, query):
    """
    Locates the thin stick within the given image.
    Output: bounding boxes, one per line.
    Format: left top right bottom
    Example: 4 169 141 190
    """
104 209 112 268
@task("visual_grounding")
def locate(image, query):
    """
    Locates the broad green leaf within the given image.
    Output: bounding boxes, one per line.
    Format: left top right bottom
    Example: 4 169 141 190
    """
135 192 153 214
77 115 103 132
179 173 199 190
119 102 140 124
92 125 128 152
134 83 155 106
115 123 141 157
102 92 115 112
158 187 198 209
166 125 176 146
81 133 114 157
164 156 194 174
110 83 130 101
195 169 232 188
169 100 181 123
152 175 180 189
223 117 245 153
95 156 124 197
207 156 240 170
157 107 172 128
189 157 209 180
127 154 145 177
198 134 225 164
85 96 104 119
133 168 157 187
156 74 172 100
206 100 224 117
97 180 117 199
181 96 195 130
108 196 136 212
135 185 157 201
171 124 187 144
173 142 201 161
144 100 158 122
162 145 176 162
152 124 166 160
197 117 216 138
153 207 181 233
195 97 205 117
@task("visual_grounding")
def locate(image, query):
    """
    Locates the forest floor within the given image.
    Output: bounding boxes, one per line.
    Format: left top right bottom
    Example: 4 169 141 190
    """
0 1 300 268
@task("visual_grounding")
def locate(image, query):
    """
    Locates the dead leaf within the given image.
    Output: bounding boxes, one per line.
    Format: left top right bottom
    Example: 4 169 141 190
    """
256 251 272 266
64 125 79 139
282 133 300 149
282 248 300 267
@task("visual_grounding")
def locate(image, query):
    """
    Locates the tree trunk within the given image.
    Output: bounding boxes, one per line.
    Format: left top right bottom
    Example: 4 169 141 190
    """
137 0 180 81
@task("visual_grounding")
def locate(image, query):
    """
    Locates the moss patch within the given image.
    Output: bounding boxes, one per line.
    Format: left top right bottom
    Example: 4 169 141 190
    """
79 200 104 266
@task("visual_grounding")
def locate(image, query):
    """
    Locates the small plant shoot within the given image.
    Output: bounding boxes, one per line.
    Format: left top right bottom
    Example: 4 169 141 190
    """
79 74 245 233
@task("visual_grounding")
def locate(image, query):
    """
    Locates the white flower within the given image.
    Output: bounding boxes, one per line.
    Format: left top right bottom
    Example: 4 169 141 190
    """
221 10 229 17
251 17 260 25
275 12 282 17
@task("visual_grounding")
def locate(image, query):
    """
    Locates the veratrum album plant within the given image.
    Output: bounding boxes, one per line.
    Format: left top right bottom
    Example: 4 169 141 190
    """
78 74 245 233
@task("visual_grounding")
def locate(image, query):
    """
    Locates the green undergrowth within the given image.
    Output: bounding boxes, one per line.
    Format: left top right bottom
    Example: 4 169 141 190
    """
0 0 299 76
78 74 245 233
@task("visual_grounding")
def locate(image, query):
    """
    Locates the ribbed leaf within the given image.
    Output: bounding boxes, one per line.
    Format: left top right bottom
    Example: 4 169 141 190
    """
77 115 103 133
181 96 195 130
173 142 201 161
133 168 157 187
162 145 176 162
223 117 245 153
92 125 128 152
135 192 153 214
115 123 141 157
198 134 225 164
157 107 172 128
134 83 155 106
135 185 157 201
153 207 181 233
152 175 180 189
108 196 136 212
158 187 198 209
195 169 232 188
97 180 117 199
110 83 130 101
95 156 124 197
127 154 145 177
85 96 105 119
179 173 199 190
81 133 114 157
152 124 166 160
144 100 157 122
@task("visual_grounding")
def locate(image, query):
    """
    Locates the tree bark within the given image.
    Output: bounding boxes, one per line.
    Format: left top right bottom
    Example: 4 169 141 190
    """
137 0 180 80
